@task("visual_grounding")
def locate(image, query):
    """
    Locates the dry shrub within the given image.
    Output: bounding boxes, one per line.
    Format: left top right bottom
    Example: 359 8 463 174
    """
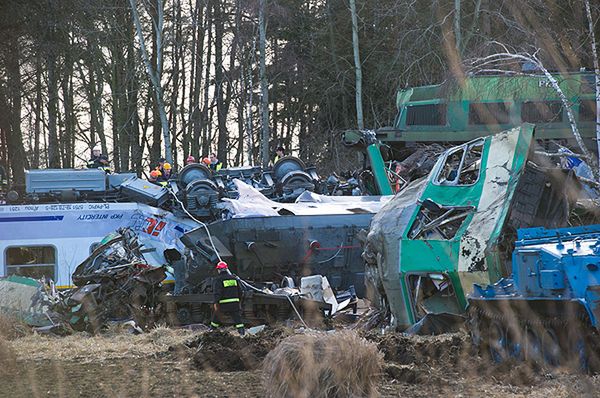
262 331 383 398
0 313 30 340
0 335 18 379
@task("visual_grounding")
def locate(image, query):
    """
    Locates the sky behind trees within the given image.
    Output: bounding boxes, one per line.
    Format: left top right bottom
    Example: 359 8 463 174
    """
0 0 598 183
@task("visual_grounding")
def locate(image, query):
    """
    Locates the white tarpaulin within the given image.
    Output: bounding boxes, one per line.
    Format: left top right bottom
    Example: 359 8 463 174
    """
219 179 392 218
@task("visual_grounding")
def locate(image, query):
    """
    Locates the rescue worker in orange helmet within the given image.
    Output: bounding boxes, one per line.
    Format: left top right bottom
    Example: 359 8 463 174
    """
149 169 161 184
202 157 211 166
210 261 245 335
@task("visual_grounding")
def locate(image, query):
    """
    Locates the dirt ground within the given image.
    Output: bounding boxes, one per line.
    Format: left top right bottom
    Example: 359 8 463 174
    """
1 325 600 398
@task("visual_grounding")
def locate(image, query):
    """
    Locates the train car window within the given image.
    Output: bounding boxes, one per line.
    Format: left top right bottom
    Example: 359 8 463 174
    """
406 104 447 126
579 100 596 122
5 246 56 280
468 102 510 125
521 101 563 123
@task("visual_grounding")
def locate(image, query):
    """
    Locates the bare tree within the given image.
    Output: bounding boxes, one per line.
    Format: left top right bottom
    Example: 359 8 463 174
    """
349 0 364 130
259 0 269 167
584 0 600 173
129 0 172 164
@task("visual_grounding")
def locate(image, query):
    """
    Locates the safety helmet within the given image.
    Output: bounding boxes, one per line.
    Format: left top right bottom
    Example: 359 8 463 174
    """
186 155 196 163
216 261 228 270
163 162 172 170
202 157 211 165
150 170 161 178
93 145 101 152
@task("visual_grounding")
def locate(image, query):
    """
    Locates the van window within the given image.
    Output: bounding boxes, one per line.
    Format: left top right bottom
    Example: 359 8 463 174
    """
5 246 56 280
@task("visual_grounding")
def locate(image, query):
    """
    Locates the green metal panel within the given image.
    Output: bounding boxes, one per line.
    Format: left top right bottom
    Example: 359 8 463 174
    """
393 125 534 325
366 144 394 195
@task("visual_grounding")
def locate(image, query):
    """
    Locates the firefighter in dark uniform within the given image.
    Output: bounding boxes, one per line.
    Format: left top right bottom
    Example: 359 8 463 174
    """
87 145 110 172
211 261 245 335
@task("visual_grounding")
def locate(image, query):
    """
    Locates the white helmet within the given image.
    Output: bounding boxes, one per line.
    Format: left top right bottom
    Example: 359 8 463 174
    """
92 145 101 152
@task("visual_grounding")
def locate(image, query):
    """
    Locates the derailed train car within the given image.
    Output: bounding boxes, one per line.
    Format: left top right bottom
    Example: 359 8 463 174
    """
166 183 391 325
362 124 587 330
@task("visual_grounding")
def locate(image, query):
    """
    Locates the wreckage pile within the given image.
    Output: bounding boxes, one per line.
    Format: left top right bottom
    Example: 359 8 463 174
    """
65 229 167 332
26 229 169 333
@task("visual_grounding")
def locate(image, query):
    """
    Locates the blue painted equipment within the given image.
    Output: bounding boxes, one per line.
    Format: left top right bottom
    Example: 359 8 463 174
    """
468 224 600 369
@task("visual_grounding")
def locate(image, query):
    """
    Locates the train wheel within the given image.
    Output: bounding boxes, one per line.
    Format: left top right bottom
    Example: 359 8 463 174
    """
523 326 543 363
565 323 590 372
487 320 508 363
541 327 562 367
467 308 483 347
505 324 523 360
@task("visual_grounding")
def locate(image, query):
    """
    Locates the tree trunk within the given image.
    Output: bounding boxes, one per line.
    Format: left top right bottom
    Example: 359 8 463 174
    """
214 0 228 166
33 55 42 169
201 4 213 157
47 47 60 168
585 0 600 175
129 0 172 164
127 39 142 173
259 0 270 167
349 0 364 130
454 0 461 54
5 34 27 184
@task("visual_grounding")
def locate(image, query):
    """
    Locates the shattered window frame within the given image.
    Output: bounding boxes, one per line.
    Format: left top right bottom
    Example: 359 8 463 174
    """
5 245 57 280
407 202 474 241
433 139 484 187
405 273 462 322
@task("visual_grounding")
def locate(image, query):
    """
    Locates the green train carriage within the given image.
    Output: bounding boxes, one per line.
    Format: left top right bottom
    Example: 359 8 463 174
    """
377 72 598 149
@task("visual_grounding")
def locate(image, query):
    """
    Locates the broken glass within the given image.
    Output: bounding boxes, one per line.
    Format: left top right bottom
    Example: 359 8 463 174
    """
407 273 462 321
435 140 484 186
407 200 474 240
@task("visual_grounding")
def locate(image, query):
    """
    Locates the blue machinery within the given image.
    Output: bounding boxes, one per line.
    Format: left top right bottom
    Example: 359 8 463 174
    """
469 224 600 369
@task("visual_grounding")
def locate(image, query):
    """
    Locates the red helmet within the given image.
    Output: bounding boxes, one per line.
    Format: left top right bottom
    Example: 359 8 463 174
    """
216 261 228 270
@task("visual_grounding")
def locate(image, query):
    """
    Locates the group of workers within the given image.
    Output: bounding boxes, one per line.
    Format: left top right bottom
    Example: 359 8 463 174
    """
87 144 287 194
183 152 223 171
87 145 286 175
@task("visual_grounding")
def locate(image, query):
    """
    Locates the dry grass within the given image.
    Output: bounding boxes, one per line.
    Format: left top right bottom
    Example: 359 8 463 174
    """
8 325 195 362
0 313 31 340
263 331 383 398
